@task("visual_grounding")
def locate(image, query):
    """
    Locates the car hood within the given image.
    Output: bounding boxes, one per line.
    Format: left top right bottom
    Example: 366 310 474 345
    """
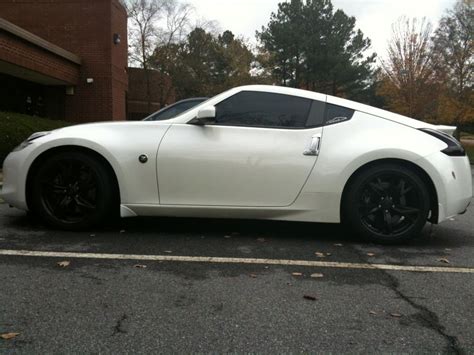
51 120 168 134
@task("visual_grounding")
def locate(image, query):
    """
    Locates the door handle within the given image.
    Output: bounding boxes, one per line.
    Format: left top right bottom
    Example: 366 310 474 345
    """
303 134 321 156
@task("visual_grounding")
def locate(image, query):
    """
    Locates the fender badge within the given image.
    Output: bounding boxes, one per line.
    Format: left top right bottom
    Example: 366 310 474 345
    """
139 155 148 164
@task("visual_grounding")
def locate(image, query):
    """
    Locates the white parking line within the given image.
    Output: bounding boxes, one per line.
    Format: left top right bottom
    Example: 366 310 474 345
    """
0 249 473 274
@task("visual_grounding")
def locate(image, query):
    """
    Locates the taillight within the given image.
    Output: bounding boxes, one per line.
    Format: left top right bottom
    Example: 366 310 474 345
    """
419 128 466 157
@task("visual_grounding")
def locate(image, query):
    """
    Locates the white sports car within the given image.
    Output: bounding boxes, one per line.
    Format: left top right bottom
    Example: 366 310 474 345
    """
2 85 472 243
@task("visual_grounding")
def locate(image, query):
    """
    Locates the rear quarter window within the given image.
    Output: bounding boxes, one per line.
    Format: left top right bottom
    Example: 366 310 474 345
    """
325 104 355 126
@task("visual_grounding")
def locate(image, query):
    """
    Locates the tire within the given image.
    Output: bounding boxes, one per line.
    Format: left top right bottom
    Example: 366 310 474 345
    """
31 151 116 230
342 163 431 244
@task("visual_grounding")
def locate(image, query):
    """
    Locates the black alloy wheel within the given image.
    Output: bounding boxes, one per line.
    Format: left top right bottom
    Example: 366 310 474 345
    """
31 151 116 230
343 164 430 244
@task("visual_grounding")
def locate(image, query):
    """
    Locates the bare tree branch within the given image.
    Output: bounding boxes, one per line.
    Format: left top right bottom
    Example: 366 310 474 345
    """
379 17 440 120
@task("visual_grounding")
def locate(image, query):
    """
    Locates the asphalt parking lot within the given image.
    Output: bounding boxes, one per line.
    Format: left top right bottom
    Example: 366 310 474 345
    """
0 172 473 353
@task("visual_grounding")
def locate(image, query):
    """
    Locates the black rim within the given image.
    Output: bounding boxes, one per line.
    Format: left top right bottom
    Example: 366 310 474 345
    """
357 172 423 237
39 159 98 224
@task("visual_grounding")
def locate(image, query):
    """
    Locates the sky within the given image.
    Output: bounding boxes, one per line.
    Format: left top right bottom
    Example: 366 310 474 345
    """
186 0 456 59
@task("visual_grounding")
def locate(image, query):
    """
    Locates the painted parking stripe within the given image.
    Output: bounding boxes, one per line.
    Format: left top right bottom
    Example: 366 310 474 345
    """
0 249 474 274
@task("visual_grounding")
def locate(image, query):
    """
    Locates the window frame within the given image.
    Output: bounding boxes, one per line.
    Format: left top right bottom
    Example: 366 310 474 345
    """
194 90 356 130
212 91 315 130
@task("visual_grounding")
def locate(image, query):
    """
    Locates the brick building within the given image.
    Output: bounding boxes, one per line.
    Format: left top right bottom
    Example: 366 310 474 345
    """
0 0 128 122
127 67 175 120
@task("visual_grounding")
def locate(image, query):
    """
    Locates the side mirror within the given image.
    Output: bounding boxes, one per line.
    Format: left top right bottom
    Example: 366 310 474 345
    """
189 105 216 126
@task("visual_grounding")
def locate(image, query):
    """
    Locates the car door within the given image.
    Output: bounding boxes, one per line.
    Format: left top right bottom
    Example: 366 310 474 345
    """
157 91 326 207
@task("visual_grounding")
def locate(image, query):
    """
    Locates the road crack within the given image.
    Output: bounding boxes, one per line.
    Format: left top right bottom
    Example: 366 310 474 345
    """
350 245 464 354
112 313 128 336
382 270 464 355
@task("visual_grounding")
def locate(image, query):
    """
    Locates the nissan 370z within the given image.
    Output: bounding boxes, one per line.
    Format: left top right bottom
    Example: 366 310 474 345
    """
2 85 472 243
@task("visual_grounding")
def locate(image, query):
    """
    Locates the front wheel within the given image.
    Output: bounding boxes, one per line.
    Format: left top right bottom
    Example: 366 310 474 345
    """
342 164 431 244
31 151 116 230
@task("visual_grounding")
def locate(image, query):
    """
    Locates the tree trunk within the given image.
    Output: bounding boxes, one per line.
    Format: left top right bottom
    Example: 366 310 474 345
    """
141 34 152 114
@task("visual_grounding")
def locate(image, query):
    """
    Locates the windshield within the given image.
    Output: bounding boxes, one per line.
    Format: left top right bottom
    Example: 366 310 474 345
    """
176 97 214 116
143 98 209 121
142 88 236 122
178 88 236 116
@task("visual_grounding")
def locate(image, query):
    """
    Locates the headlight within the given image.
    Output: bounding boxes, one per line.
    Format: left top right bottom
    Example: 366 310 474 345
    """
419 128 466 157
13 131 51 152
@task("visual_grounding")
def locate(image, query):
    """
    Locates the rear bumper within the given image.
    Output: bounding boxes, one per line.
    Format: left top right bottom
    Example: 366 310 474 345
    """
418 153 472 223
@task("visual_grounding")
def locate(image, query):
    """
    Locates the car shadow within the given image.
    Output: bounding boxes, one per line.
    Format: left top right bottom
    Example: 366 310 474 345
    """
2 208 473 253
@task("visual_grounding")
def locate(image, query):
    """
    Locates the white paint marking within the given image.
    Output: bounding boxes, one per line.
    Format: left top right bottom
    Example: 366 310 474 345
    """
0 249 473 274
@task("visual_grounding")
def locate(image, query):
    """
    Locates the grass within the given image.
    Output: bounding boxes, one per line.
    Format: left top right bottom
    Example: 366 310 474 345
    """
0 112 71 165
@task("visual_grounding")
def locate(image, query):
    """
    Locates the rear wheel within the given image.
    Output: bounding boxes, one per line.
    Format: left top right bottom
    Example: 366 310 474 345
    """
31 151 116 230
343 164 430 244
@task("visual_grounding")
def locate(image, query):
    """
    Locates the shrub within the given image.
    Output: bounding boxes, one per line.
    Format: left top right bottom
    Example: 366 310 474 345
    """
0 112 71 165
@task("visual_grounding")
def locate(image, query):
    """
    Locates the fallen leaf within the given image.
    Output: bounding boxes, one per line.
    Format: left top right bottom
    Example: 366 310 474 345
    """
1 333 20 340
310 273 324 278
303 294 317 301
315 252 326 258
257 238 266 243
438 258 450 264
390 313 402 318
367 253 376 257
249 273 257 278
134 264 147 269
57 261 70 268
224 235 232 239
334 243 343 247
369 311 377 315
292 272 303 277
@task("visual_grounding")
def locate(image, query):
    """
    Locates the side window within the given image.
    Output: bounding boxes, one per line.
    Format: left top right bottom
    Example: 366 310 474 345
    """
215 91 312 128
306 100 326 128
325 104 355 125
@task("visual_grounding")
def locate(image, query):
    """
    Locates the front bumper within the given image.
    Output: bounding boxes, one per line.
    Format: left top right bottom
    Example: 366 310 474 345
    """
1 151 30 211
